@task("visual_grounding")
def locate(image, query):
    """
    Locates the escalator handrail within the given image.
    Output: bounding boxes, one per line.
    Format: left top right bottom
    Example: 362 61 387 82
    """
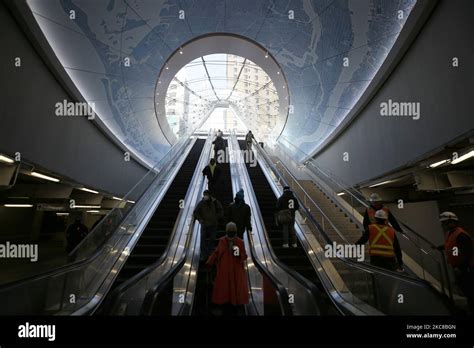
278 135 368 206
257 142 455 306
310 154 440 250
0 137 197 291
232 133 321 315
69 136 194 257
298 192 456 312
226 140 293 316
139 183 206 315
140 223 197 315
278 153 454 300
97 208 193 314
104 133 214 314
273 150 447 282
244 228 294 316
172 135 292 316
175 223 201 316
278 135 441 250
256 143 352 245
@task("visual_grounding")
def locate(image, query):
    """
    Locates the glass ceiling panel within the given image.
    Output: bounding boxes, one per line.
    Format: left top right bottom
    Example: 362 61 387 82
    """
165 53 280 139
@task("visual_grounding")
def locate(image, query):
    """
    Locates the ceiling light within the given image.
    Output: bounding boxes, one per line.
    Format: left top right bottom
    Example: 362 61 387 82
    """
56 212 70 216
30 171 60 182
265 52 268 58
86 210 101 213
179 48 183 55
369 180 394 188
337 192 345 196
4 204 33 208
79 188 99 194
73 205 101 209
451 150 474 165
429 159 449 168
112 197 123 201
127 200 135 204
0 154 14 164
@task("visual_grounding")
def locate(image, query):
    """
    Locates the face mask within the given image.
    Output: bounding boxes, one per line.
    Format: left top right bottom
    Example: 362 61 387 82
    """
226 230 237 238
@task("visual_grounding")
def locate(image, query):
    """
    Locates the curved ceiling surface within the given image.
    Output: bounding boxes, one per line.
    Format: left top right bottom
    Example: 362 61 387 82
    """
26 0 417 166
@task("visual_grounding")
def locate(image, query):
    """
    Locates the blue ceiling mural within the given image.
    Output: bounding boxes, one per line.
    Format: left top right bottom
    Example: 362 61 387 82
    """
27 0 417 166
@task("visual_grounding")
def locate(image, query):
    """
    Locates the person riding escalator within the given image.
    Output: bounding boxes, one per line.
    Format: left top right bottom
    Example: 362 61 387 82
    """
202 159 222 197
206 222 249 316
225 189 252 239
356 209 404 272
275 186 300 248
437 212 474 314
193 190 224 261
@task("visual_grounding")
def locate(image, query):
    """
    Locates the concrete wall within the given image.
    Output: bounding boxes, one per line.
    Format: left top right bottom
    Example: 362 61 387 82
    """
312 0 474 186
0 1 148 196
387 201 445 246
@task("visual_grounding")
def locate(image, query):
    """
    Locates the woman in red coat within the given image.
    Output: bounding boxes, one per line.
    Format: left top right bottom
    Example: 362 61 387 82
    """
206 222 249 314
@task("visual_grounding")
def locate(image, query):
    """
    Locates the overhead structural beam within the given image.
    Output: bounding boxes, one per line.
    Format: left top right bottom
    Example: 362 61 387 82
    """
225 58 248 102
200 57 221 101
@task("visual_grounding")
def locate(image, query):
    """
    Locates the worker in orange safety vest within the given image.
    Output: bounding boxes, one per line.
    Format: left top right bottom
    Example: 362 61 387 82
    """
356 209 404 272
363 193 403 234
436 211 474 314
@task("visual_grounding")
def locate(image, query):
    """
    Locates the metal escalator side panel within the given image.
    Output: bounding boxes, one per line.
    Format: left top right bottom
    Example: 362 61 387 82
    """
228 132 292 316
80 138 206 315
227 134 264 316
107 136 212 316
254 141 455 316
170 136 215 316
230 134 317 315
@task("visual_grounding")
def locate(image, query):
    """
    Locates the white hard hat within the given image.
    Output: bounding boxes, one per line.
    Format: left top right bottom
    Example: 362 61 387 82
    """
369 193 382 202
375 209 388 220
439 211 458 222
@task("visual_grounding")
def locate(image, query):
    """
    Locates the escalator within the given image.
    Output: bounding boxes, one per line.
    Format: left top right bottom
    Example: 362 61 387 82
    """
192 139 234 315
106 139 206 292
248 140 455 315
238 140 337 314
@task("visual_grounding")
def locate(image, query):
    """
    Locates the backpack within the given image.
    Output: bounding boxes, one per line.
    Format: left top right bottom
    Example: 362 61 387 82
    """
277 209 292 224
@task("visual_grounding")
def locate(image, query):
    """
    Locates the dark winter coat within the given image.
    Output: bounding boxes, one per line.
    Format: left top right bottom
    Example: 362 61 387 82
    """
275 190 300 218
193 198 224 226
226 201 252 236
